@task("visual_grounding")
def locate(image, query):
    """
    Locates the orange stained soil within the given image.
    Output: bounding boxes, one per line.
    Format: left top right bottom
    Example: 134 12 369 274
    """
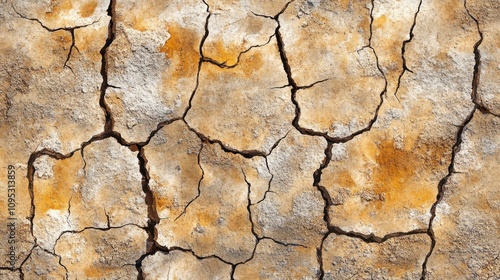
370 139 448 210
44 0 74 21
35 155 83 213
79 0 98 18
160 24 200 80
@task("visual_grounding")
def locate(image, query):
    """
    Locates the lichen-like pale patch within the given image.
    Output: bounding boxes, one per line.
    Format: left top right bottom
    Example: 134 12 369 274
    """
252 129 327 247
23 247 67 279
234 239 320 279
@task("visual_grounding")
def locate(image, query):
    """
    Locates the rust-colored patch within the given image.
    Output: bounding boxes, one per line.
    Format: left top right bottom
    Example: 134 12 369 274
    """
240 50 264 78
340 0 351 10
227 211 248 232
160 24 200 80
204 40 240 66
35 156 82 213
197 210 217 226
45 0 74 20
154 192 173 212
84 266 116 278
79 0 98 18
373 15 387 29
370 140 445 210
130 15 148 32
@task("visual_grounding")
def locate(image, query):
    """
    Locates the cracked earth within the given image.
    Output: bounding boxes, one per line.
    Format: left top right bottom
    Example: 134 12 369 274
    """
1 0 499 279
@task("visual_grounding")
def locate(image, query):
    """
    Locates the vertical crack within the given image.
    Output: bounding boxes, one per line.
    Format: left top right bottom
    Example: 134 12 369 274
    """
313 141 333 280
135 147 160 279
27 149 78 246
182 0 211 119
394 0 423 99
464 0 484 108
174 143 205 221
420 107 477 279
99 0 117 132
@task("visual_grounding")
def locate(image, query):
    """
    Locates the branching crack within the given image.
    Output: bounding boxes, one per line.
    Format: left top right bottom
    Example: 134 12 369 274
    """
202 33 275 69
181 0 211 120
174 143 205 221
11 4 99 71
274 0 388 144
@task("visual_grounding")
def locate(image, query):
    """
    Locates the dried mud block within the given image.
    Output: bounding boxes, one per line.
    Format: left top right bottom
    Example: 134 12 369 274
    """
320 0 477 236
252 130 327 247
322 234 430 279
32 138 147 250
234 239 319 279
106 0 208 142
54 225 147 279
186 37 294 154
280 0 385 138
156 142 257 264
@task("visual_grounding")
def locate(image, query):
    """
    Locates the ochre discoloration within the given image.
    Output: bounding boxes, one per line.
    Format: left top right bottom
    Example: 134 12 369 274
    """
35 156 83 213
160 24 200 79
78 0 97 18
84 266 117 278
44 0 74 21
371 140 440 210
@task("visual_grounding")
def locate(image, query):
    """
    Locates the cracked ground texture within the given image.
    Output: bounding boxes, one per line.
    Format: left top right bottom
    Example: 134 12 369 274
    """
0 0 498 279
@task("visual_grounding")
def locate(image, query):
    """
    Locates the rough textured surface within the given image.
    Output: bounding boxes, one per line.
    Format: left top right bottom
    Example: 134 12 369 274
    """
323 234 430 279
32 138 147 250
1 0 499 279
54 225 147 279
142 250 231 279
320 0 477 236
425 111 500 279
234 239 319 279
